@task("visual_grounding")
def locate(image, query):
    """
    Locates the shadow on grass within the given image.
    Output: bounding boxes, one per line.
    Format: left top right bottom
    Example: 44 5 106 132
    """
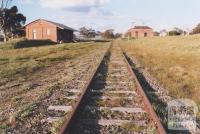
76 39 111 43
13 39 57 49
124 53 191 134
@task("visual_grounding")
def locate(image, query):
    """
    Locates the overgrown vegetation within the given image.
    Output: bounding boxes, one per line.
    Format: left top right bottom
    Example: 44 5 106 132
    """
0 40 106 81
13 39 56 48
120 35 200 119
191 23 200 35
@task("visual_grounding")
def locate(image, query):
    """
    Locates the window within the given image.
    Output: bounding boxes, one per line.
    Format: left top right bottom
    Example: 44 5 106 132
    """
47 29 51 35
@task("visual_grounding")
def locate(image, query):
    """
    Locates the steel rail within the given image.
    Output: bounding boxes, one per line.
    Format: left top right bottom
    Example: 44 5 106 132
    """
58 45 111 134
123 52 167 134
59 43 166 134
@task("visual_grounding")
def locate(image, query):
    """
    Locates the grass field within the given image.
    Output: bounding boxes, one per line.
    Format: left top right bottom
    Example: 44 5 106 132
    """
120 35 200 119
0 40 110 133
0 40 107 84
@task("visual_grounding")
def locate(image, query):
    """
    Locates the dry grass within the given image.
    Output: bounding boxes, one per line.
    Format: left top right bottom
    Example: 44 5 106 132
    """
119 35 200 116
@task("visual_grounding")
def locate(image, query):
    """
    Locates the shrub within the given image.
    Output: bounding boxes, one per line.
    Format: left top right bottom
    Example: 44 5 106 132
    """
168 30 181 36
13 39 56 49
191 23 200 35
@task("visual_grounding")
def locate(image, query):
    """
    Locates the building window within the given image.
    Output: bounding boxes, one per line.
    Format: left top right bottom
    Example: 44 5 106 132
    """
47 29 51 35
33 29 37 39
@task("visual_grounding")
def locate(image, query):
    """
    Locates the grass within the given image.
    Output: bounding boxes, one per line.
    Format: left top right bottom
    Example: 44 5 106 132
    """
0 40 110 133
119 35 200 120
0 40 107 82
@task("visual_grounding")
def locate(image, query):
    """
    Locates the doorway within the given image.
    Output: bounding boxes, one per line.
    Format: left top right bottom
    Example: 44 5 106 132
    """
144 32 147 37
135 31 138 38
33 29 37 39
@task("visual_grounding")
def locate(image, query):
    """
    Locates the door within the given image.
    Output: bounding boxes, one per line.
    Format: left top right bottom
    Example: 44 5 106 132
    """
33 29 37 39
135 31 138 38
144 32 147 37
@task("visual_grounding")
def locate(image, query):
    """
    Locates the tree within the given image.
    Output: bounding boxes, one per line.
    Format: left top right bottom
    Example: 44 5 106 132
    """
102 29 114 39
169 27 183 36
79 27 88 37
0 0 12 39
2 6 26 40
114 33 122 38
153 31 160 36
169 30 180 36
124 32 131 38
0 1 26 41
79 27 95 38
191 23 200 35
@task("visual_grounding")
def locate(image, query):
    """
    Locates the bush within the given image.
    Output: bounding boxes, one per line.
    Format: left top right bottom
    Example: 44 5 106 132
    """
168 30 181 36
191 23 200 35
13 39 56 49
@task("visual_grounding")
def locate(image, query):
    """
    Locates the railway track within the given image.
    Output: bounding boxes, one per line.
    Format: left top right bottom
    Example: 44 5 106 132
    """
8 44 110 134
59 43 166 134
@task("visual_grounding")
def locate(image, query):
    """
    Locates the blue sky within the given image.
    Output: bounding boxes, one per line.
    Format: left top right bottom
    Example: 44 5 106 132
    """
14 0 200 33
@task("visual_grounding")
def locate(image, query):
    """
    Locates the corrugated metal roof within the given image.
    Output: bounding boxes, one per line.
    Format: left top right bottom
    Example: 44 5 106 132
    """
45 20 75 31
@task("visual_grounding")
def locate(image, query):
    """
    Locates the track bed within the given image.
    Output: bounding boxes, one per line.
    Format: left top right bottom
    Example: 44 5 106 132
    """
64 44 159 134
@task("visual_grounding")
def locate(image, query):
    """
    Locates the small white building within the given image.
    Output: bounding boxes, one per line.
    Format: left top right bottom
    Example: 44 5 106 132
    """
160 29 168 37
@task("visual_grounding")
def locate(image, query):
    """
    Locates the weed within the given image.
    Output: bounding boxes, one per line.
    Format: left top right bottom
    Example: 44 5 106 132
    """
120 35 200 123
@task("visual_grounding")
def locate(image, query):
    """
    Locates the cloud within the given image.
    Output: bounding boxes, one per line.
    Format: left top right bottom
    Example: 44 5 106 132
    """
39 0 110 9
87 8 114 18
18 0 33 4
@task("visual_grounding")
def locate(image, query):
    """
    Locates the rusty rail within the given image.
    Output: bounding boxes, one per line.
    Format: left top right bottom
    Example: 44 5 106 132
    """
58 45 111 134
123 52 167 134
58 43 166 134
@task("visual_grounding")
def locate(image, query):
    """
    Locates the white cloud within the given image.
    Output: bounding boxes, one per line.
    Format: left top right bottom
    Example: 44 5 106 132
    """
18 0 33 4
39 0 110 9
87 8 113 18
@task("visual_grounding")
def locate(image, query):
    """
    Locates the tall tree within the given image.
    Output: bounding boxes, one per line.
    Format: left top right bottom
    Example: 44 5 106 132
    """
191 23 200 35
0 4 26 41
0 0 12 36
102 29 114 39
114 33 122 38
4 6 26 39
168 27 183 36
79 27 95 38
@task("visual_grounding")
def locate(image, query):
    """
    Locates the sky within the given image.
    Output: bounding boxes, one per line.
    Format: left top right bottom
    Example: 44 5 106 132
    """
13 0 200 33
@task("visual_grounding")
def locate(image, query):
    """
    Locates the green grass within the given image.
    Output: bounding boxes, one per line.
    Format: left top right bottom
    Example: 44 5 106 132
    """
0 40 110 132
0 40 108 82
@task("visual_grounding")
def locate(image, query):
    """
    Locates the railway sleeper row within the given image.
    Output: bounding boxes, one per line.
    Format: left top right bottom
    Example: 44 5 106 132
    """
8 48 110 134
62 44 159 134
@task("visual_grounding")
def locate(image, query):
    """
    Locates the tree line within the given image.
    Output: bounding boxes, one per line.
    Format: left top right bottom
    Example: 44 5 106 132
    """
79 27 122 39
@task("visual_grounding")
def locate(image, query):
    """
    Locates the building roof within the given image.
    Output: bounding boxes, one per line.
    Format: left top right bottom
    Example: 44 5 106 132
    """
25 19 76 31
133 26 152 29
46 20 75 31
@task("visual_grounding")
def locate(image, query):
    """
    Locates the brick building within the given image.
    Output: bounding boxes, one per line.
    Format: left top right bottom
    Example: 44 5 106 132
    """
128 26 153 38
25 19 75 43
